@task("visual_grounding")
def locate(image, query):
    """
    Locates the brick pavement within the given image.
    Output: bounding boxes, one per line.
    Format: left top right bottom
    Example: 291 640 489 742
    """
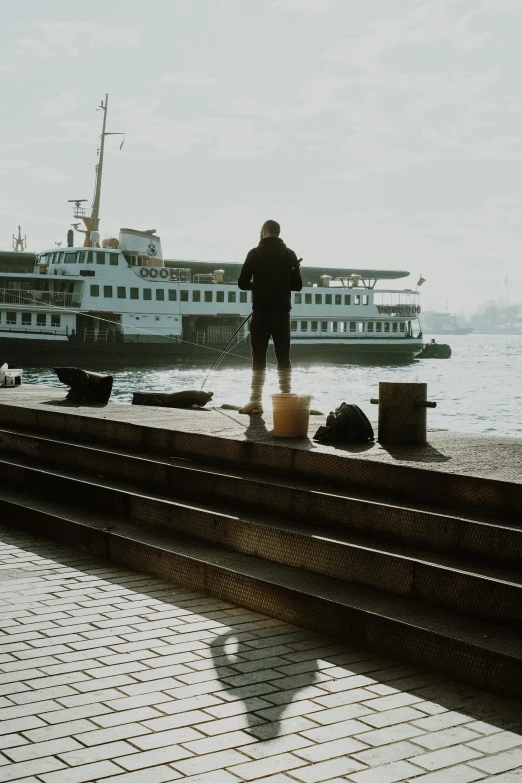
0 523 521 783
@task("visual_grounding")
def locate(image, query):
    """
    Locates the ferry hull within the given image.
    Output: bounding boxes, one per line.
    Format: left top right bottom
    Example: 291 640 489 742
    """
0 336 424 368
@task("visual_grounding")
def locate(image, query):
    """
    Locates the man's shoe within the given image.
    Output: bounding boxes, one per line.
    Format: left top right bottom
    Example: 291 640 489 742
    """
239 402 264 414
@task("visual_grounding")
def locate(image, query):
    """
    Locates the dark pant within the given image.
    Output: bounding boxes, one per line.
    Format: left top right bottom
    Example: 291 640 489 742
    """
249 310 292 403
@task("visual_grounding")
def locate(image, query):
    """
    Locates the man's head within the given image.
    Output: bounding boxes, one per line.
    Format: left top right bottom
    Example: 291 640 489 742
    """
260 220 280 239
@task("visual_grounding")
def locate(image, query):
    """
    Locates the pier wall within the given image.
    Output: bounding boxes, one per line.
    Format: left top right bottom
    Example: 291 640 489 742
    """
0 386 520 699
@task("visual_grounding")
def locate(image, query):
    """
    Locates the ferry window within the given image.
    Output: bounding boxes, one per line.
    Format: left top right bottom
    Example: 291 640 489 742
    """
358 322 364 332
6 313 16 325
193 290 201 302
315 294 322 304
130 288 139 300
37 314 46 327
305 293 312 305
180 290 188 301
344 295 351 305
64 253 75 264
376 322 382 332
58 252 65 263
240 292 248 303
321 320 328 331
384 322 390 333
143 288 152 301
22 313 31 325
216 291 224 303
104 286 113 298
205 291 213 303
86 252 94 264
51 315 60 327
363 295 369 305
392 322 398 332
156 289 165 301
90 285 100 297
294 294 302 304
228 291 236 303
335 295 342 305
368 322 374 332
78 252 86 264
290 320 297 331
96 253 105 265
339 321 345 333
325 294 332 305
300 321 308 331
311 320 318 332
350 321 356 332
399 322 405 332
168 289 177 302
110 254 118 266
354 294 361 305
117 287 126 299
332 321 338 332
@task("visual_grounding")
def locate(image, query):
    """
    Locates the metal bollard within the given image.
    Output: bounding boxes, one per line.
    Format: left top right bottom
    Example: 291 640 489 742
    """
370 381 437 445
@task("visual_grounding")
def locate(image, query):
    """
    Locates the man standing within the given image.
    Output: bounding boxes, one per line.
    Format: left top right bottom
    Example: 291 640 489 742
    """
238 220 302 414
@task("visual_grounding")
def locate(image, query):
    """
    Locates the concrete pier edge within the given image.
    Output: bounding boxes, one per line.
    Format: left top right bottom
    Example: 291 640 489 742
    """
0 386 520 517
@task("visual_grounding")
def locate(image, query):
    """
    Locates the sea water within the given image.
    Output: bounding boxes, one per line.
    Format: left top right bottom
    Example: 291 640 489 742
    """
22 334 522 437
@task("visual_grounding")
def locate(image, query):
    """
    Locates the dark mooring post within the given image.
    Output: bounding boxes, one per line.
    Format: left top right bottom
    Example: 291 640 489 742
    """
370 382 436 445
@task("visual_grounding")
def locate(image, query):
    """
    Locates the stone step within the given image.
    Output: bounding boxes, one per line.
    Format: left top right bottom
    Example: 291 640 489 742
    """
0 426 520 570
0 399 519 519
0 455 520 629
1 486 521 700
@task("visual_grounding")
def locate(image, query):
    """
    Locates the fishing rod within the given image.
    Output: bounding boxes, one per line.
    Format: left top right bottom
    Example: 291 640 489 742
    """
200 312 252 389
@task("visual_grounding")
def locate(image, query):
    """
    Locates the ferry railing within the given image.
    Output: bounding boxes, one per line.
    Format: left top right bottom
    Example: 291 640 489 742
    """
73 206 90 218
0 289 82 308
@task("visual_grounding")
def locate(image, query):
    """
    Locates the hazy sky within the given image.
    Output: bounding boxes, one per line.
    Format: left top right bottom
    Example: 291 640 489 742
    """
1 0 521 312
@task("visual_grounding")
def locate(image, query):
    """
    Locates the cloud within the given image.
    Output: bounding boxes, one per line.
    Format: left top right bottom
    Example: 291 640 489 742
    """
42 92 78 115
310 0 522 178
272 0 337 14
157 71 215 86
116 97 281 158
327 1 494 69
17 21 139 58
0 158 70 183
231 72 347 122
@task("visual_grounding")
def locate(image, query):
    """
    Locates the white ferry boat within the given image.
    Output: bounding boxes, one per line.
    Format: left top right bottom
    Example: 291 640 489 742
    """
0 96 424 367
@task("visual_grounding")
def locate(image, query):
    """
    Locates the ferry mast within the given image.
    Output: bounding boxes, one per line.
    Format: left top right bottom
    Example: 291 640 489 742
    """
91 93 109 237
69 94 124 248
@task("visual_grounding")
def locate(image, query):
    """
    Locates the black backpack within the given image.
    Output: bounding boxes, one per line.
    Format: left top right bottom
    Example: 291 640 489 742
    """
313 403 374 444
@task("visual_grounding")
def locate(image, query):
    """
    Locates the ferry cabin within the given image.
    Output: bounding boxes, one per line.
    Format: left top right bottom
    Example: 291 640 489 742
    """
0 239 422 356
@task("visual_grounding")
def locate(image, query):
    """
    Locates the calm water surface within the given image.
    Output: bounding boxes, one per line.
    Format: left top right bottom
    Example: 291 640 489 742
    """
23 334 522 437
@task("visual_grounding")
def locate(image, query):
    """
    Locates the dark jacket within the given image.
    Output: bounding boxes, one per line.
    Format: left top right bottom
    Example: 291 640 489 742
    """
238 237 303 312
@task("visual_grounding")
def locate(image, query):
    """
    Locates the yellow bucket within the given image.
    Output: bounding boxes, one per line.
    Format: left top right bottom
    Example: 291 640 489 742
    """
272 393 312 438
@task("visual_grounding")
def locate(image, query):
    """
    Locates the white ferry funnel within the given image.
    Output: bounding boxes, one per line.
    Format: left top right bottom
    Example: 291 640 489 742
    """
119 228 163 266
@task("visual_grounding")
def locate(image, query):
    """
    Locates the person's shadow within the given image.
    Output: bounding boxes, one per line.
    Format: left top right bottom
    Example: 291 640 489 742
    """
210 630 319 740
245 415 270 442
